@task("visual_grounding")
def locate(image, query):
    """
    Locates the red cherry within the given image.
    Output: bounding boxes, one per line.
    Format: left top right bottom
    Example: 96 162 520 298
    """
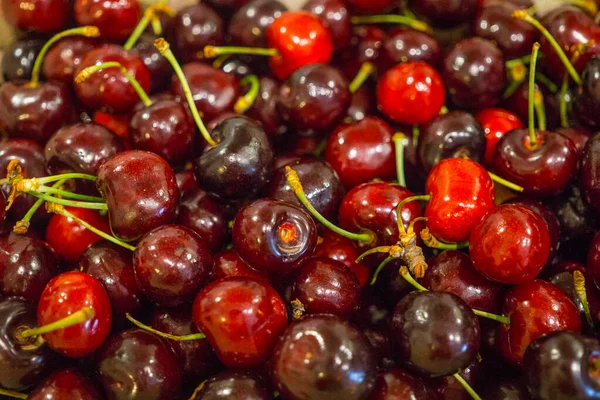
475 108 524 167
37 271 112 357
74 0 142 41
376 62 445 125
424 158 496 243
45 207 110 265
497 280 581 366
192 277 288 368
469 204 550 284
347 0 395 14
314 230 371 287
2 0 70 33
266 11 334 80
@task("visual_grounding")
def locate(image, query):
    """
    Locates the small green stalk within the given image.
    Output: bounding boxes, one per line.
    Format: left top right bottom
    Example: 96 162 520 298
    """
351 14 432 34
370 256 394 285
488 171 525 192
28 192 108 210
203 45 279 59
234 75 260 114
37 185 105 202
348 62 375 94
126 313 206 341
393 133 408 187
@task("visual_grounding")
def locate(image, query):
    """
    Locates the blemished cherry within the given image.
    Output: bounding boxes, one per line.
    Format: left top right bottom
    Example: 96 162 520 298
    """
133 224 213 307
148 307 222 380
408 0 477 27
37 271 112 357
96 150 180 242
0 297 54 391
497 279 582 366
391 291 480 376
27 369 103 400
229 0 288 48
192 276 288 368
0 232 58 303
272 314 377 400
1 39 44 82
74 0 142 41
469 204 550 284
1 0 70 33
368 367 430 400
380 28 442 70
132 34 172 94
232 198 317 274
325 116 396 189
580 133 600 215
212 249 271 284
423 250 503 313
45 206 110 265
278 63 350 133
523 331 600 399
42 37 98 85
303 0 351 50
79 240 143 323
96 329 183 399
475 108 524 167
376 61 445 125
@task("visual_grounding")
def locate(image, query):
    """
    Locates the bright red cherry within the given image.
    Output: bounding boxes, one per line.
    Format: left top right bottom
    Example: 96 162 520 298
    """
475 108 524 167
377 62 445 125
2 0 70 33
74 0 142 41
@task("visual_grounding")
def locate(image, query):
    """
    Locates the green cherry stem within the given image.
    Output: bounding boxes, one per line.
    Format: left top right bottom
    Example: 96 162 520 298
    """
14 178 67 234
285 166 375 244
420 228 469 250
488 171 525 192
29 26 101 87
527 42 541 147
536 72 559 93
203 45 279 59
349 62 375 94
123 3 176 49
393 132 408 187
350 15 432 34
370 256 394 285
453 373 483 400
18 307 95 339
533 90 547 131
0 388 27 399
395 194 431 235
573 270 594 328
234 75 260 114
560 73 570 128
356 246 392 262
37 185 104 202
126 313 206 341
156 38 217 147
36 173 97 184
28 192 108 210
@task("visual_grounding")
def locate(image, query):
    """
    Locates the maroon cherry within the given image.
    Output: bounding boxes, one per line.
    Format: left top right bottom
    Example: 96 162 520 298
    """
74 0 142 41
132 34 172 94
555 126 591 155
580 133 600 215
369 368 430 400
212 249 271 284
2 0 70 33
229 0 288 48
246 76 287 141
193 370 270 399
42 37 99 85
1 39 44 82
174 168 198 199
28 369 103 400
380 27 442 70
303 0 351 50
314 230 371 287
408 0 477 27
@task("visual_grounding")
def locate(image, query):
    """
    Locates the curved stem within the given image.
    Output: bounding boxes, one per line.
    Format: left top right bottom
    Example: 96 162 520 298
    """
37 185 104 202
0 388 27 399
14 179 67 234
472 309 510 324
37 173 97 184
453 373 483 400
407 216 428 235
396 195 431 235
351 15 432 34
505 54 531 69
527 42 541 147
234 75 260 114
285 167 375 244
151 15 163 35
536 72 558 93
29 192 107 210
29 26 100 86
369 256 394 285
356 246 391 262
203 45 279 59
19 307 94 338
188 381 207 400
533 90 547 131
560 73 570 128
399 266 427 291
503 78 523 99
349 62 375 94
75 61 152 107
420 228 469 250
124 4 176 49
126 313 205 341
574 270 594 328
393 133 407 187
488 171 524 192
155 38 217 147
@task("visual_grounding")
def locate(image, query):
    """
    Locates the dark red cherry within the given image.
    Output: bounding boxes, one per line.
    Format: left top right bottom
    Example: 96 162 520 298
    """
28 369 103 400
0 80 74 144
0 232 58 303
132 34 172 94
74 0 142 41
45 207 110 265
42 37 98 85
167 4 224 63
423 250 503 313
134 224 212 307
417 110 487 173
265 11 334 80
470 204 550 284
193 277 288 368
174 168 198 198
229 0 287 48
325 117 395 189
96 329 183 399
475 108 524 167
303 0 351 50
498 279 581 365
408 0 477 27
314 231 370 287
336 26 385 79
278 63 350 133
246 76 287 141
443 37 506 109
347 84 375 122
426 361 483 400
0 297 54 391
96 150 180 242
192 370 270 400
493 128 579 196
193 117 274 200
580 133 600 215
38 271 112 357
2 0 70 33
377 62 445 125
481 380 532 400
1 39 44 82
368 368 429 400
212 249 271 284
380 28 442 70
79 241 143 323
575 58 600 130
391 291 480 376
555 126 591 155
272 314 377 400
232 198 317 274
590 233 600 289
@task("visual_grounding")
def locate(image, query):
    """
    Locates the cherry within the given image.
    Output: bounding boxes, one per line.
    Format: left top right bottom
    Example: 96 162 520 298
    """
555 126 592 155
347 84 375 122
74 0 142 41
336 26 385 80
368 368 429 399
497 279 582 365
174 168 198 199
575 58 600 129
417 110 487 173
79 241 143 323
475 108 524 167
272 314 376 400
232 198 317 274
523 331 600 399
408 0 478 27
391 291 480 376
314 232 370 287
0 297 54 391
42 37 98 85
193 117 274 200
37 271 112 357
212 249 271 284
192 277 288 368
325 117 396 189
191 370 270 399
45 207 110 265
469 204 550 284
380 28 442 70
0 232 58 303
1 39 44 82
134 224 212 307
229 0 288 48
278 63 350 133
442 37 506 109
481 380 531 400
96 150 180 242
177 188 228 252
28 369 103 400
426 362 483 400
96 329 183 399
376 62 445 125
1 0 70 33
305 0 351 50
580 133 600 215
246 76 286 141
132 34 172 94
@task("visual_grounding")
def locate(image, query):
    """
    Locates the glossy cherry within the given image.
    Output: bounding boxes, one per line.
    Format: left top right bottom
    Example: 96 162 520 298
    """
28 369 103 400
1 39 44 82
314 231 370 287
475 108 524 167
1 0 70 33
193 370 270 399
132 34 172 93
380 28 442 70
246 76 287 141
212 249 271 284
336 25 385 79
42 37 98 85
74 0 142 41
408 0 477 27
229 0 288 48
168 4 224 63
556 126 591 155
368 368 430 400
580 133 600 215
303 0 351 50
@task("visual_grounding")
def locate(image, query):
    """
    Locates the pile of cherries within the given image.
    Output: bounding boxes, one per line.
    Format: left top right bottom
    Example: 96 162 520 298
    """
2 0 600 398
